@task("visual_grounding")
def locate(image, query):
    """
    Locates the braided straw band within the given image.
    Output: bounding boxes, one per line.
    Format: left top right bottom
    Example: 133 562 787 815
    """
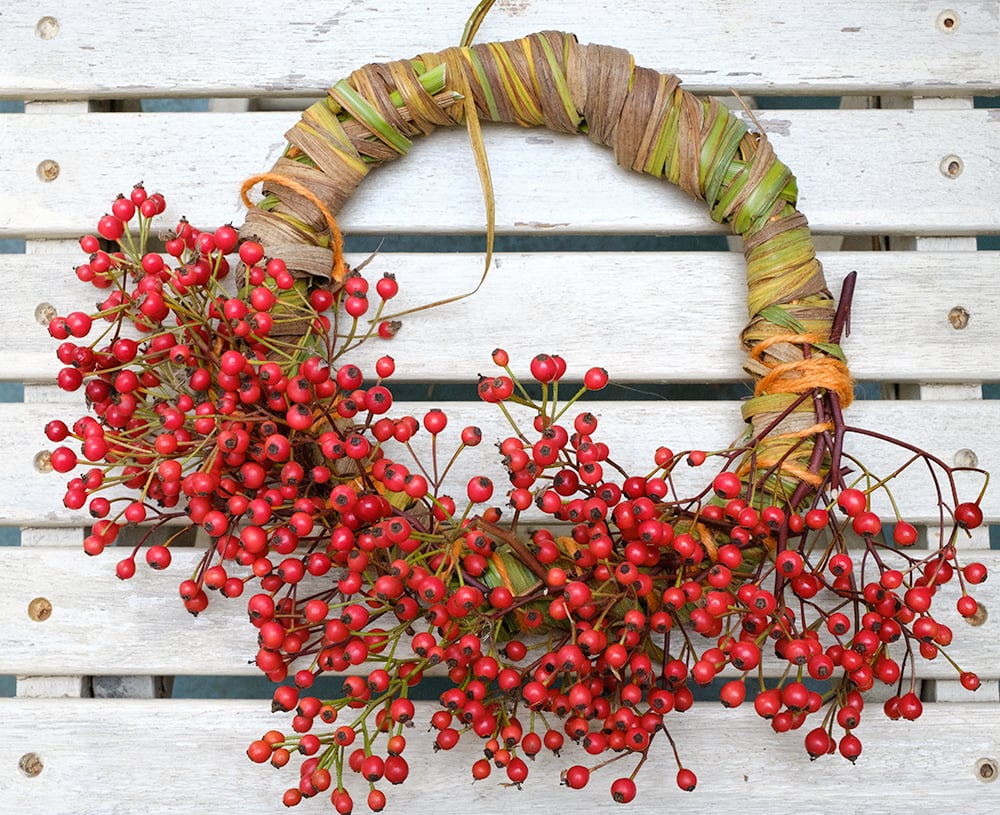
240 31 852 502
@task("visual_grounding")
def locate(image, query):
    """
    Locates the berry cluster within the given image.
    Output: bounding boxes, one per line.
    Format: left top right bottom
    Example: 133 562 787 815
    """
47 187 989 811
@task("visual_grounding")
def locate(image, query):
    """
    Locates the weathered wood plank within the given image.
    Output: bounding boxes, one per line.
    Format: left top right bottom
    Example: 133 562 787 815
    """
1 698 997 815
3 397 996 526
1 543 997 679
0 109 998 238
4 251 998 384
1 0 997 98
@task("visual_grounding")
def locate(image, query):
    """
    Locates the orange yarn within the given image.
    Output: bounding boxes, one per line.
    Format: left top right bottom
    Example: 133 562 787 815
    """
736 452 826 488
240 173 347 282
750 332 854 409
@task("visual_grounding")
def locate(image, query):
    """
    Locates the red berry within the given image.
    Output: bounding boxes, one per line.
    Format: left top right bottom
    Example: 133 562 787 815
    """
893 521 918 546
963 562 988 584
960 671 981 691
610 777 637 804
852 511 882 537
712 471 741 499
239 241 265 265
839 733 863 764
214 224 239 253
954 502 983 529
145 544 172 570
563 765 590 789
837 488 867 517
956 595 979 618
467 475 494 504
97 214 124 241
49 446 78 473
377 320 400 339
111 195 135 222
529 353 558 383
423 408 447 434
376 274 399 299
805 508 829 529
676 768 697 792
584 366 609 390
345 294 368 317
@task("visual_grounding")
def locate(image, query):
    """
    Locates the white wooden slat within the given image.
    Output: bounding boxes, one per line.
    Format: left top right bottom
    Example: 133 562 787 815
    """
0 109 998 239
902 89 988 706
1 1 997 98
14 229 93 698
3 397 996 527
2 546 997 679
13 243 90 689
1 698 997 815
3 250 998 384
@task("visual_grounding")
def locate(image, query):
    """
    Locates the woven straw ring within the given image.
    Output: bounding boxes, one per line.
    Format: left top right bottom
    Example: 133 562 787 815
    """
238 31 853 503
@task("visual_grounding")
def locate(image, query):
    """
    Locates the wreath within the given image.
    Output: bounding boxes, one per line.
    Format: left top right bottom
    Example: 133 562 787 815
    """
44 21 988 812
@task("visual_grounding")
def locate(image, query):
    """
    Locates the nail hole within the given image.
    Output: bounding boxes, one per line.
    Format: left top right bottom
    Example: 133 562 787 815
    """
34 16 59 40
947 306 970 329
954 448 978 468
33 450 53 473
940 155 963 179
28 597 53 622
36 159 60 183
18 752 44 777
34 302 58 326
964 601 988 627
976 758 998 783
936 10 960 31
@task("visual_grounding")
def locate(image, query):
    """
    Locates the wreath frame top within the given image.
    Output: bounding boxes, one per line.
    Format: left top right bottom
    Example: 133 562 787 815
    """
240 31 853 502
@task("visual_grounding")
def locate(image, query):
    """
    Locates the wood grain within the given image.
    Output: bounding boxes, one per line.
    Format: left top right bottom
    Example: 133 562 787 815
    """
1 0 998 98
3 251 997 384
1 109 998 238
1 698 997 815
1 547 997 679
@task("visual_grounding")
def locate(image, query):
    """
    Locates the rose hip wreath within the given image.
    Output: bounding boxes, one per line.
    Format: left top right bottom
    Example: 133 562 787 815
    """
46 31 988 811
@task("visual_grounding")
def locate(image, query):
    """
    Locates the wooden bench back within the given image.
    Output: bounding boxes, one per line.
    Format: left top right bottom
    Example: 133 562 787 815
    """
1 2 998 812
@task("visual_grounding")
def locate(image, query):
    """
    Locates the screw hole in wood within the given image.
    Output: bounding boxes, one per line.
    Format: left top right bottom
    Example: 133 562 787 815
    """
34 16 59 40
936 10 960 32
947 306 970 329
953 448 978 468
34 302 58 326
28 596 53 622
19 752 44 777
36 159 60 182
940 155 963 179
33 450 53 473
976 758 998 783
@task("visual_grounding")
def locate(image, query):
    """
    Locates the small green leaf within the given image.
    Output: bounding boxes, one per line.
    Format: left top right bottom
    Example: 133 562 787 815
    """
813 341 847 362
758 305 807 334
